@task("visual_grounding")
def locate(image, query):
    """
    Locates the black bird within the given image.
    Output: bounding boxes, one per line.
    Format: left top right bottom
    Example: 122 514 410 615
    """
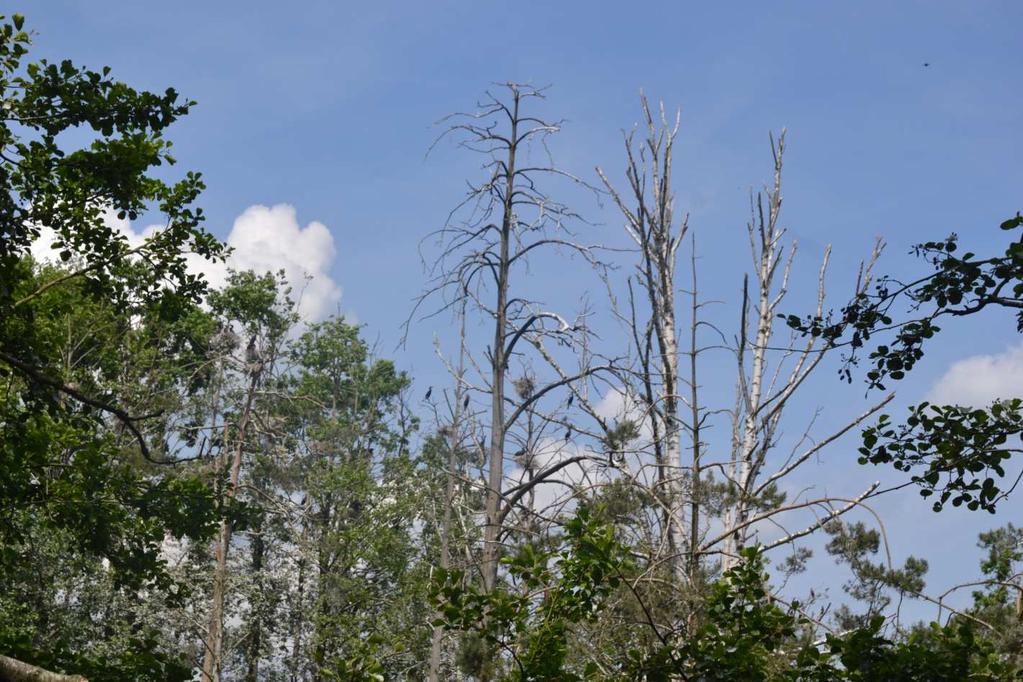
564 426 572 442
566 394 574 408
923 62 930 67
424 386 432 400
463 395 470 410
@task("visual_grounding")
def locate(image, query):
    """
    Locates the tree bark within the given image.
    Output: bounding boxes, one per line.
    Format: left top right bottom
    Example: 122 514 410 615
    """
597 98 687 579
0 656 87 682
429 304 468 681
481 90 519 594
244 514 265 682
201 364 262 682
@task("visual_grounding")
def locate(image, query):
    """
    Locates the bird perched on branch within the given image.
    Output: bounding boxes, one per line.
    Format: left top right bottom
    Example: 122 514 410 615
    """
424 386 432 400
245 334 263 378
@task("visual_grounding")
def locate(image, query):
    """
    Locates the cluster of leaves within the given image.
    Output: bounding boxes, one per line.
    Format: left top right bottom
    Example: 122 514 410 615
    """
432 505 631 680
0 9 227 558
0 538 194 682
784 213 1023 390
829 617 1021 682
967 524 1023 668
627 548 999 681
782 213 1023 519
861 400 1023 512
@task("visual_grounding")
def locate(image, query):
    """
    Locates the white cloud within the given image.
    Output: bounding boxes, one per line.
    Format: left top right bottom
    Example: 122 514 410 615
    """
186 204 341 321
32 204 343 321
927 342 1023 407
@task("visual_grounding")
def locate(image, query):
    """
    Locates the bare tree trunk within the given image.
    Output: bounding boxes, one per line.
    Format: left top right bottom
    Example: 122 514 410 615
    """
202 364 262 682
244 514 264 682
428 441 457 681
481 93 517 593
723 137 788 569
289 529 307 682
687 235 703 583
429 305 468 681
716 133 885 569
597 96 687 579
414 84 610 679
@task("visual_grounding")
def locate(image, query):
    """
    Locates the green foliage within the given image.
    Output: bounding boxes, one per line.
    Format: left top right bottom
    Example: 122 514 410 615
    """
787 213 1023 517
280 316 428 678
0 528 194 682
784 213 1023 390
0 13 230 677
433 513 1023 680
602 419 639 461
432 505 630 680
826 616 1019 681
967 524 1023 668
0 9 226 562
861 400 1023 512
0 267 224 583
0 13 223 321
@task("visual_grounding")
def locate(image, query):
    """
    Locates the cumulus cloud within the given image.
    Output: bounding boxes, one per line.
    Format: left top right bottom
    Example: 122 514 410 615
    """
926 342 1023 407
32 204 342 321
188 204 341 321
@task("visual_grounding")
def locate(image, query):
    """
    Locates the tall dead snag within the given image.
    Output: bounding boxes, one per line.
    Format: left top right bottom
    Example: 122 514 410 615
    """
428 303 470 681
599 102 892 595
596 97 689 581
716 132 889 569
413 84 611 594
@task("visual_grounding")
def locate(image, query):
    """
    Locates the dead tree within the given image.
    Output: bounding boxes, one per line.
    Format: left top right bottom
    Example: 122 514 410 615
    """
596 96 689 581
412 83 612 594
599 100 891 595
715 132 888 569
428 303 470 681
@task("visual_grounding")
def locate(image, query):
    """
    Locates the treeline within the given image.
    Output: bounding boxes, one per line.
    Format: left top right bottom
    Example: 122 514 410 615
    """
1 13 1022 681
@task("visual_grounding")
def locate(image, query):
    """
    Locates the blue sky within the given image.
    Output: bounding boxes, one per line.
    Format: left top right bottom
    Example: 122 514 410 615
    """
25 1 1023 622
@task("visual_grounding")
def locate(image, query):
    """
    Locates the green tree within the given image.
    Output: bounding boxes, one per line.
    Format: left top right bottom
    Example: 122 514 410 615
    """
967 524 1023 668
0 12 226 679
284 317 425 680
